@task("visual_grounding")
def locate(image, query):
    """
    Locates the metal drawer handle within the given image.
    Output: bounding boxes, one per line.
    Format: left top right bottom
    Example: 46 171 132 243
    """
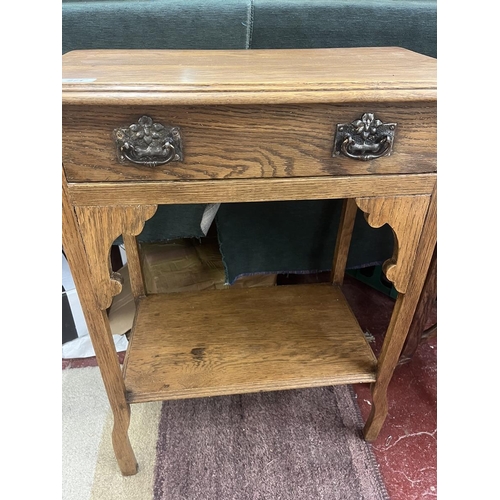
113 116 183 167
333 113 396 161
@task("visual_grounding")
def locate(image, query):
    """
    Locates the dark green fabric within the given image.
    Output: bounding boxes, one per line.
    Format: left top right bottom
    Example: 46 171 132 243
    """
62 0 253 54
216 200 394 284
250 0 436 58
138 204 207 242
114 204 207 246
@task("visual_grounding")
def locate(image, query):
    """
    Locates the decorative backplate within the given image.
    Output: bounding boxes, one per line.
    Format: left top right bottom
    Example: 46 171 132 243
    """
113 116 183 167
333 113 397 161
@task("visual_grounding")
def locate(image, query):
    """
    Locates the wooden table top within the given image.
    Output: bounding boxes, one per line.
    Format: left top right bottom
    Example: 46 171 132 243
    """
62 47 436 105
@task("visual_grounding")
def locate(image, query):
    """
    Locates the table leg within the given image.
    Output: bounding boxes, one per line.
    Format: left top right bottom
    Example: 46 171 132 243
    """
399 245 437 364
331 198 358 285
356 188 437 441
62 171 138 475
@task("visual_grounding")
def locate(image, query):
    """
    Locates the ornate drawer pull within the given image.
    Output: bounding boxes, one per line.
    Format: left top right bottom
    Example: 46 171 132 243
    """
333 113 396 161
113 116 183 167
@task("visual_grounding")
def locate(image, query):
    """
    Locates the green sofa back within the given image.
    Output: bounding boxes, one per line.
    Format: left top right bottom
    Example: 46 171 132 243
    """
251 0 436 57
63 0 436 56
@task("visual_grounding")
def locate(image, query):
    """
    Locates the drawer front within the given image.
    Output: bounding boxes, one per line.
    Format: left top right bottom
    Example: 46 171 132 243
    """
62 103 436 182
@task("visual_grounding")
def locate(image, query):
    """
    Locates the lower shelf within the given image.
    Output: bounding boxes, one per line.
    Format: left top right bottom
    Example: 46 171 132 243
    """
122 283 377 404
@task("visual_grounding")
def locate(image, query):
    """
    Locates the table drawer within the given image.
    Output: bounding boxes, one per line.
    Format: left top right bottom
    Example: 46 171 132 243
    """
62 103 436 182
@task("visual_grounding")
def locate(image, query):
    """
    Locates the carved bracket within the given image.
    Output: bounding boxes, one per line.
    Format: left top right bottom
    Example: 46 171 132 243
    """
355 195 431 294
75 205 157 309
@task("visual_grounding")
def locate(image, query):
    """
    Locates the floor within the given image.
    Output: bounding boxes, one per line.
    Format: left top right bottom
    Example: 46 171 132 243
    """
342 276 437 500
62 274 437 500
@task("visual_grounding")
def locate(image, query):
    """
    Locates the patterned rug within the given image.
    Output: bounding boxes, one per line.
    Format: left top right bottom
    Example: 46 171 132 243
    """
62 366 389 500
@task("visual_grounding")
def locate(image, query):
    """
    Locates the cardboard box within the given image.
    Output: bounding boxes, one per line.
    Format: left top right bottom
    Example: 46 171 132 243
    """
141 238 276 294
107 238 277 336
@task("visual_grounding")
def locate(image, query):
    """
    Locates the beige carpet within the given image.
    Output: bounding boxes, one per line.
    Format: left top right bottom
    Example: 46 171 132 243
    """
62 367 162 500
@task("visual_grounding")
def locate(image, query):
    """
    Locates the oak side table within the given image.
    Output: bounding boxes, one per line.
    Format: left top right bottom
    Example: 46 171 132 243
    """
62 48 437 476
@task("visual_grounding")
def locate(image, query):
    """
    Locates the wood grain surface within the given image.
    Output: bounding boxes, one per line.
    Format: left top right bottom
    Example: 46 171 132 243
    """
364 186 437 441
75 205 157 309
62 47 436 105
62 47 438 460
62 170 138 475
399 245 437 363
63 103 436 182
122 233 146 300
122 284 377 403
67 173 436 206
356 195 431 294
331 199 358 285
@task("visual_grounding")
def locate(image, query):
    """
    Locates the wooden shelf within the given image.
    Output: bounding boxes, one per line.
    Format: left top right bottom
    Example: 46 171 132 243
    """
122 284 377 404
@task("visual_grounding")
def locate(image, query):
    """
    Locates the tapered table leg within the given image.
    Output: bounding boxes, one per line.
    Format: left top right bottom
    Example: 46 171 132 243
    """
399 246 437 364
62 170 138 475
356 188 437 441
